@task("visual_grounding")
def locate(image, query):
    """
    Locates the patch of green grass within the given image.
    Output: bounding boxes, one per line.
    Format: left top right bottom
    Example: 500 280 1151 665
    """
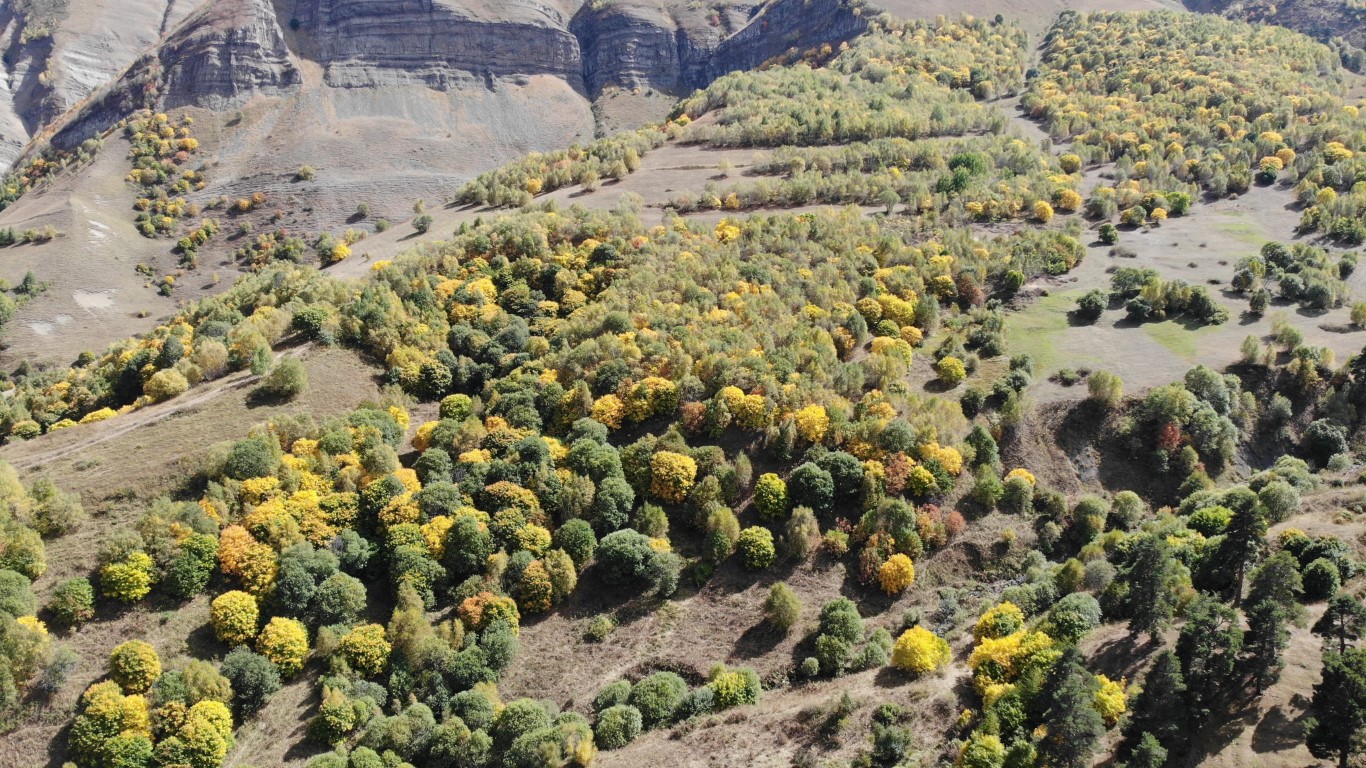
1213 210 1268 247
1141 319 1215 361
1005 290 1082 373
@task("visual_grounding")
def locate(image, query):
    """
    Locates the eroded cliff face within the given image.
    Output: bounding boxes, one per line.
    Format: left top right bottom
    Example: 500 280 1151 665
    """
572 0 867 98
0 0 203 165
288 0 585 90
158 0 300 109
710 0 869 78
1184 0 1366 52
41 0 869 154
572 1 746 95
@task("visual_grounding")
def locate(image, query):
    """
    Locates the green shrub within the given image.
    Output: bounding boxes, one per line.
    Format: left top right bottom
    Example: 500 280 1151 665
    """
595 704 642 749
764 582 801 633
553 519 597 568
28 479 85 535
629 671 687 728
109 640 161 693
596 529 657 585
1303 558 1342 601
260 357 307 400
313 573 367 625
221 647 281 717
1075 289 1106 321
0 569 37 617
593 680 632 713
1044 592 1102 643
585 614 616 642
736 526 776 570
491 698 552 752
450 688 497 731
223 435 279 480
48 577 94 626
165 533 218 598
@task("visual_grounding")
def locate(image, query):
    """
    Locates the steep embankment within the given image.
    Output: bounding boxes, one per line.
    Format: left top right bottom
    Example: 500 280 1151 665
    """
46 0 870 158
0 0 206 166
1185 0 1366 52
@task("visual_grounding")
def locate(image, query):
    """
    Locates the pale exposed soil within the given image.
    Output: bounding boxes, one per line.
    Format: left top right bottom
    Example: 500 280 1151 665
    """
0 138 186 370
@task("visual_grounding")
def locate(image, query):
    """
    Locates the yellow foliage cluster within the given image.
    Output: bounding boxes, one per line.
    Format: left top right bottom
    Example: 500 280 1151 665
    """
210 590 259 646
591 394 625 429
109 640 161 694
218 526 278 595
421 515 454 558
340 624 391 677
967 630 1058 694
918 441 963 475
1033 200 1054 223
878 553 916 594
973 601 1025 641
650 451 698 504
793 405 830 443
458 591 521 634
100 550 156 602
719 386 770 430
892 626 951 673
1095 674 1128 726
623 376 680 422
257 617 309 677
1054 188 1083 212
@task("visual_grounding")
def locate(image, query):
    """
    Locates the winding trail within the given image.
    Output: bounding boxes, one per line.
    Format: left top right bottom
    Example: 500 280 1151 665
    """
0 345 309 472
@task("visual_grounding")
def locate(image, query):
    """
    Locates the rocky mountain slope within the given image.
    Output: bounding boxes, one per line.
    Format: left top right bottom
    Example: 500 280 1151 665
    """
1185 0 1366 59
39 0 869 162
0 0 204 166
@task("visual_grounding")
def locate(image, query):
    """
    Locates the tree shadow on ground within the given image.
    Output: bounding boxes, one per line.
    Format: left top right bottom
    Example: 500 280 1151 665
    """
1251 694 1313 755
732 619 786 660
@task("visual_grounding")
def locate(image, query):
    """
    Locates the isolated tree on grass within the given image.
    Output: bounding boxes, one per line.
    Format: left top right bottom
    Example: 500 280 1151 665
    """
1305 648 1366 768
1088 370 1123 409
764 582 801 633
1243 599 1289 693
1313 592 1366 653
221 647 280 718
1214 501 1267 602
1245 551 1305 623
1125 650 1188 757
1127 733 1168 768
260 357 307 400
1175 596 1243 725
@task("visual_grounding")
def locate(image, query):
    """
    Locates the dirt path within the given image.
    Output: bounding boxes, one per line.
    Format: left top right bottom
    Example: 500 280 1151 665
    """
0 345 309 473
